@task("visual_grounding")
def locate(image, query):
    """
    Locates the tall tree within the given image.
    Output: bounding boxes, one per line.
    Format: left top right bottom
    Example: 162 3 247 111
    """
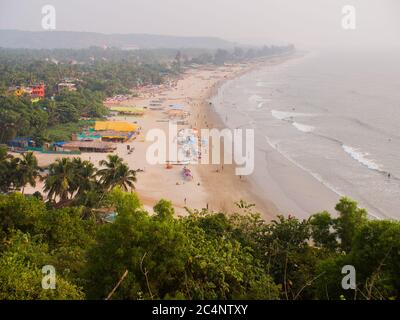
71 157 97 196
97 155 137 192
44 158 76 202
334 197 367 253
16 152 40 194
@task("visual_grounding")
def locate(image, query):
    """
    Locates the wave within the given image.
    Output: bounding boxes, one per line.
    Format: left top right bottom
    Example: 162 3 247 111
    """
264 136 344 197
257 100 270 109
342 145 381 171
292 122 315 133
271 109 315 121
264 136 387 220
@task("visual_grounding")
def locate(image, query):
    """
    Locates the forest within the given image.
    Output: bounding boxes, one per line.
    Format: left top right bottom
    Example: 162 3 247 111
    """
0 149 399 300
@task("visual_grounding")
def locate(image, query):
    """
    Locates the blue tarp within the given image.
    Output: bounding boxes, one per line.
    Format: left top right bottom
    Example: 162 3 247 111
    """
169 104 185 110
52 141 66 147
8 137 34 148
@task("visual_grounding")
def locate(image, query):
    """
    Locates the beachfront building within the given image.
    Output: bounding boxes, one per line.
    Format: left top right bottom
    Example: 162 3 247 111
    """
9 84 45 99
31 84 45 98
61 141 117 153
8 137 36 150
94 121 139 142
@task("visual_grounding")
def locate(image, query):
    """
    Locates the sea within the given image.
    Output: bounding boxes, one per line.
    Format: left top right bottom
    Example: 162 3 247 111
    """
212 49 400 219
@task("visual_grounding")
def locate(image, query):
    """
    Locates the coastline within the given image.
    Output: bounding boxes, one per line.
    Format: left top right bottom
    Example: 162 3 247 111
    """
194 57 297 220
22 54 297 220
209 52 342 219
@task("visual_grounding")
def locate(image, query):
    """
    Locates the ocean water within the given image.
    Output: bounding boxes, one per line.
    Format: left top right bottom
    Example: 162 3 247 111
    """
212 50 400 219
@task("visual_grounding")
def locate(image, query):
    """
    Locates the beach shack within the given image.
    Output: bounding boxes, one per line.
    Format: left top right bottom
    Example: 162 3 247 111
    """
62 141 117 153
94 121 139 142
8 137 36 151
166 104 189 119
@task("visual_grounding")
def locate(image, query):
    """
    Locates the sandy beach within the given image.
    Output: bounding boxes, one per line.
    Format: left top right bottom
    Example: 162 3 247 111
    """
21 55 298 220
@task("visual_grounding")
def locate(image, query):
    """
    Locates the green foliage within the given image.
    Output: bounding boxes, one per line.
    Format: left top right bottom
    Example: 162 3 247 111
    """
0 232 84 300
34 206 98 283
182 211 280 299
334 197 368 253
0 193 45 236
44 158 76 202
84 192 187 299
97 155 137 191
309 211 338 251
317 220 400 300
44 120 93 142
0 95 48 143
0 151 40 193
0 156 398 301
153 199 175 220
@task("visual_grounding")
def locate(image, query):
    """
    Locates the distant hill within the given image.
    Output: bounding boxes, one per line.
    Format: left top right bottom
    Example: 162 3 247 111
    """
0 30 236 50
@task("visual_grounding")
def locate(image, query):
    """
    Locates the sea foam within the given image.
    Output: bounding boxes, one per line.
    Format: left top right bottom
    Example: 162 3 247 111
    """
265 136 343 197
342 145 381 171
292 122 315 133
271 109 314 121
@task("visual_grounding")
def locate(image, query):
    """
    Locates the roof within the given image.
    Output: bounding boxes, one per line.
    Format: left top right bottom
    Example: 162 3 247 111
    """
63 141 116 150
109 106 145 114
94 121 137 132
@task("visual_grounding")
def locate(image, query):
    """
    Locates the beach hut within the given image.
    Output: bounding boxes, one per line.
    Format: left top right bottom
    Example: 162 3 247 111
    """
94 121 137 132
8 137 35 149
62 141 117 153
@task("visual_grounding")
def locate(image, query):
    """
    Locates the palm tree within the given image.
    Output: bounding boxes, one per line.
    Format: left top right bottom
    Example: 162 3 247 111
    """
44 157 76 202
97 155 137 191
71 157 97 196
17 152 40 194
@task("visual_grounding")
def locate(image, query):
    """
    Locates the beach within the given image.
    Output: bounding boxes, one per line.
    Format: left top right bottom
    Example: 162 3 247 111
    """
21 56 301 220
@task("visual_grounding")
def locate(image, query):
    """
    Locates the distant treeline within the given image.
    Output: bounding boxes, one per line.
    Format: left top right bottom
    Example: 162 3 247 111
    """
0 45 294 95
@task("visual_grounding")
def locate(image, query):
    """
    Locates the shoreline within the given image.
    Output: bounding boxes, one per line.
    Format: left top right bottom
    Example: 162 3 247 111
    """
22 54 297 220
209 52 342 219
194 57 298 219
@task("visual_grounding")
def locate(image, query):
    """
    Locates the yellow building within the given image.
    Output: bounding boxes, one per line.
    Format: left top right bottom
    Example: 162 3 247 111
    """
94 121 138 132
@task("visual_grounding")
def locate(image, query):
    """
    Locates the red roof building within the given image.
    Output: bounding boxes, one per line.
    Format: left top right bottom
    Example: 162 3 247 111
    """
31 84 45 98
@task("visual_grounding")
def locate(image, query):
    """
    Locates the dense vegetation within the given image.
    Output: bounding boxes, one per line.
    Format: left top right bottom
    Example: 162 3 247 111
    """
0 149 399 300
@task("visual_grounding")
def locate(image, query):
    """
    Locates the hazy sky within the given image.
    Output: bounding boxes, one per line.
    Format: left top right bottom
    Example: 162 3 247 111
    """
0 0 399 48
